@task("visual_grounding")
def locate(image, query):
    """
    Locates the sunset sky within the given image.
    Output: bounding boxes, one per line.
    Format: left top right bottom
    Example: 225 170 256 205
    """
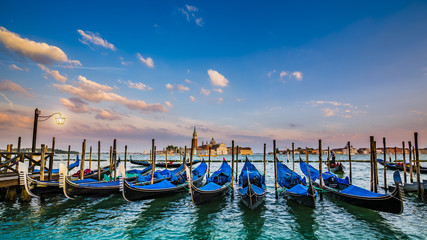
1 1 427 152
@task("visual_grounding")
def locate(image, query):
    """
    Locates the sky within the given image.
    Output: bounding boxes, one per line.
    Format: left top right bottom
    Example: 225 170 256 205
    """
0 0 427 152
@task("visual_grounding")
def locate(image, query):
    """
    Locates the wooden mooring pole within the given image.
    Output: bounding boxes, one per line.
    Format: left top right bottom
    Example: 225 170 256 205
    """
113 139 117 181
402 141 407 184
408 141 413 183
231 140 234 189
370 136 374 192
374 140 378 193
208 146 211 177
235 146 239 183
124 145 127 170
383 137 387 192
319 140 323 201
414 132 421 200
80 139 86 180
273 140 278 198
327 146 330 172
151 139 155 184
292 142 295 171
348 141 352 184
89 146 92 170
40 144 46 181
67 145 71 169
263 143 266 177
98 141 101 181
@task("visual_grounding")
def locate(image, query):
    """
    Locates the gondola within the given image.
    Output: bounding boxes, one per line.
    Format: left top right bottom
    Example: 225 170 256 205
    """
62 163 180 198
130 158 200 168
276 159 316 208
238 157 266 210
387 180 427 193
121 161 207 201
326 161 344 174
300 160 404 214
377 159 427 173
189 159 232 205
22 160 121 197
33 155 80 174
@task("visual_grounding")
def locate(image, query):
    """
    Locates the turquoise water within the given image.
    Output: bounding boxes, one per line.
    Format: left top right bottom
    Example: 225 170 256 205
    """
1 154 426 239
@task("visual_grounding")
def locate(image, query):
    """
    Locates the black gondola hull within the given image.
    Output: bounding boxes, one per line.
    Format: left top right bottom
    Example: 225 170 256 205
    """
64 177 119 197
239 185 266 210
123 173 205 201
324 186 403 214
280 189 316 208
190 182 231 205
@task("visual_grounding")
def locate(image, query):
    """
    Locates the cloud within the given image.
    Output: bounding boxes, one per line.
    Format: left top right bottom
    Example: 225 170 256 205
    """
267 70 276 77
208 69 229 87
166 83 189 92
200 88 210 95
60 97 90 113
0 26 81 66
95 109 122 120
0 110 32 128
190 96 196 102
217 98 223 104
179 5 204 26
0 93 13 107
38 64 67 83
54 75 168 113
0 80 29 95
280 71 287 79
292 71 303 80
236 98 245 102
9 64 27 71
309 100 363 118
213 88 223 93
185 79 192 84
123 80 152 91
78 75 112 91
322 108 336 117
137 53 154 68
165 101 173 108
77 29 116 51
119 57 131 66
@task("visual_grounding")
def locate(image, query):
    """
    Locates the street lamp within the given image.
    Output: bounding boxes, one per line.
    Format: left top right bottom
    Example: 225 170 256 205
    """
31 108 66 153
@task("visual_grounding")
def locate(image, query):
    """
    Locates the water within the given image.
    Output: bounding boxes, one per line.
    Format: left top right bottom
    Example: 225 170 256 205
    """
1 154 426 239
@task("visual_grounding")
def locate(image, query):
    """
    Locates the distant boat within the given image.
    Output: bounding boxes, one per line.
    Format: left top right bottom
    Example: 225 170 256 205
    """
377 159 427 173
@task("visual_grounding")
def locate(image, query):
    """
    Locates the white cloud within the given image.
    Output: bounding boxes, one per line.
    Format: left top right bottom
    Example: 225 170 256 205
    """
77 29 116 51
179 5 204 26
185 79 192 84
236 98 245 102
77 75 112 91
0 26 81 66
0 80 29 95
95 109 122 120
0 93 13 107
280 71 287 79
124 80 152 91
119 57 131 66
137 53 154 68
213 88 223 93
217 98 223 104
54 75 168 113
60 97 90 113
267 70 276 77
292 71 303 80
165 101 173 108
190 96 196 102
322 108 336 117
166 83 189 92
9 64 24 71
38 64 67 83
208 69 229 87
200 88 210 96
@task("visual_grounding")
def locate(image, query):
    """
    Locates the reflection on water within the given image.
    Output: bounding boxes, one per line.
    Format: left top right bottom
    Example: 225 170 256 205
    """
1 155 426 239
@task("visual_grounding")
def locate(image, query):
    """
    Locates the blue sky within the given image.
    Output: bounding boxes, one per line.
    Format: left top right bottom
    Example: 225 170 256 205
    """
1 1 426 152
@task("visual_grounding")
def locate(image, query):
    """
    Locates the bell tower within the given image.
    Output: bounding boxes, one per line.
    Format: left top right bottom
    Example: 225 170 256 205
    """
193 126 198 149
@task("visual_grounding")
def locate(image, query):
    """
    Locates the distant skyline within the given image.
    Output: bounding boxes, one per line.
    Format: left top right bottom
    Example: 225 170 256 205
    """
1 1 427 152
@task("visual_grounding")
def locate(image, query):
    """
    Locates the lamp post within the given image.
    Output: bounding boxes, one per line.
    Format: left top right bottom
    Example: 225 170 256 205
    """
31 108 65 153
